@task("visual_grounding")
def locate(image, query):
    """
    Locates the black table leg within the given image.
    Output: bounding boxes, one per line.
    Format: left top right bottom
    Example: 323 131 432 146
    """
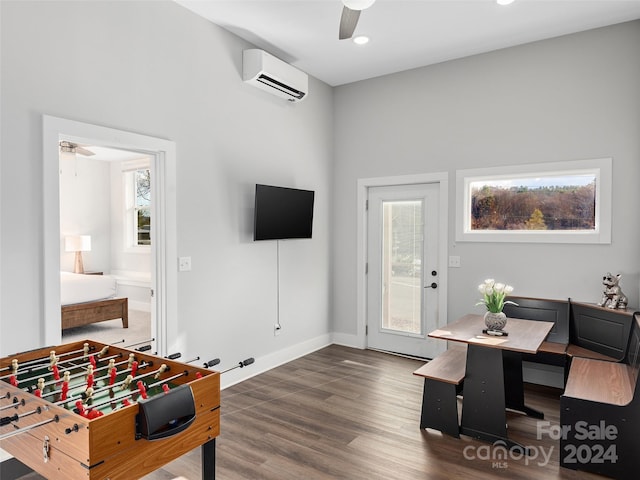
202 437 216 479
503 350 544 418
460 344 528 453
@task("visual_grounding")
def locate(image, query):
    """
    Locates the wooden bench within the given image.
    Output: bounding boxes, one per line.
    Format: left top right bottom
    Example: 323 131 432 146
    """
568 301 634 362
559 313 640 479
413 344 466 437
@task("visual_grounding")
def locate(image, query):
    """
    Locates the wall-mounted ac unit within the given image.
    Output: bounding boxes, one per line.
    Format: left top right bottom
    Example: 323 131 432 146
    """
243 49 308 103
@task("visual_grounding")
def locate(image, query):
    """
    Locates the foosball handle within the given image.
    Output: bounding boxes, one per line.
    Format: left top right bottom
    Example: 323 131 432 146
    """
165 352 181 360
136 345 152 352
240 358 255 368
203 358 220 368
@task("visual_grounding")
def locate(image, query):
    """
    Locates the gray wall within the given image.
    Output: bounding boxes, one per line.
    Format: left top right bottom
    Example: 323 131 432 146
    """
332 20 640 337
0 0 333 371
1 0 639 374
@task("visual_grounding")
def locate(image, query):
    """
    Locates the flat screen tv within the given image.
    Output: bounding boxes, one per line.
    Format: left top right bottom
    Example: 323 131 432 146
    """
254 184 315 241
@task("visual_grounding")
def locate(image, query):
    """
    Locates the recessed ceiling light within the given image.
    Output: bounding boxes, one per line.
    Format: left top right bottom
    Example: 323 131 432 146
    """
497 0 515 5
353 35 370 45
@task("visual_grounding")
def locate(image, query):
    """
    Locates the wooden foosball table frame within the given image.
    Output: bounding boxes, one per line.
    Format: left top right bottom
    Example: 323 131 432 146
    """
0 340 220 479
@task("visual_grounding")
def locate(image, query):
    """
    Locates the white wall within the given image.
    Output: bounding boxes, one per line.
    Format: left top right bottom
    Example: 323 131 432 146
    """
332 21 640 339
0 0 333 374
59 155 111 273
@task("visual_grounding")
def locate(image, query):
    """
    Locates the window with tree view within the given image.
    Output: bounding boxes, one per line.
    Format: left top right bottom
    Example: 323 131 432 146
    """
456 158 612 244
135 169 151 245
471 174 596 231
123 160 151 249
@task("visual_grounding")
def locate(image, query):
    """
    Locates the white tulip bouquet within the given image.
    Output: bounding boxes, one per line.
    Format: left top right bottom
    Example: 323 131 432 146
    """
476 279 517 313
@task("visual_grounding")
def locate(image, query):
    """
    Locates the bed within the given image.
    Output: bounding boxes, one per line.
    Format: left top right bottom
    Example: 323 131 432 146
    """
60 272 128 330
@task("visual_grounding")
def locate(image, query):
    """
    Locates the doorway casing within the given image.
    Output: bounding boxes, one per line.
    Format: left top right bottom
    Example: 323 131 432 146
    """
356 173 449 352
42 115 177 355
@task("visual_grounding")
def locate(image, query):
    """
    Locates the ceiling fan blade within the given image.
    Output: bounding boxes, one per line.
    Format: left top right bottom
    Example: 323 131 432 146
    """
75 146 95 156
59 141 95 156
339 6 360 40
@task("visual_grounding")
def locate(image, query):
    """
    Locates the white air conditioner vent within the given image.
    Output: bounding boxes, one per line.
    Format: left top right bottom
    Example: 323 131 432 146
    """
243 49 308 102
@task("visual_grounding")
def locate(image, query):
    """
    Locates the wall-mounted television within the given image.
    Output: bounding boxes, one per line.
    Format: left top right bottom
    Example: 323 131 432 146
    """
254 184 315 241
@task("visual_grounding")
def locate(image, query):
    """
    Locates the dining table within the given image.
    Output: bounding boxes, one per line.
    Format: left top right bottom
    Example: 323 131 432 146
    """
429 313 554 452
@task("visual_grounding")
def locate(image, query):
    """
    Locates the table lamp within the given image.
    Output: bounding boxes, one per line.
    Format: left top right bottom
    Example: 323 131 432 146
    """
65 235 91 274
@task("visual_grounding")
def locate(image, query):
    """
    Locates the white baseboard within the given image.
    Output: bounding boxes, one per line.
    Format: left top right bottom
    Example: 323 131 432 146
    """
220 333 332 390
128 300 151 312
110 270 151 288
331 331 366 349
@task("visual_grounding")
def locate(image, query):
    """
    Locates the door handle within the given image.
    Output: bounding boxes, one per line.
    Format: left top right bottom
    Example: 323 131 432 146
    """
425 282 438 289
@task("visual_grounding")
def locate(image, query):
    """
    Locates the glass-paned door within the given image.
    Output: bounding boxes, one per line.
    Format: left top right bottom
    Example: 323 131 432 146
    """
367 184 444 359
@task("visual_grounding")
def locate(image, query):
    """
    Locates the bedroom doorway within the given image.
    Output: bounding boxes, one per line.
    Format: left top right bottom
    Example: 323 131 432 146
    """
43 116 177 356
59 145 154 348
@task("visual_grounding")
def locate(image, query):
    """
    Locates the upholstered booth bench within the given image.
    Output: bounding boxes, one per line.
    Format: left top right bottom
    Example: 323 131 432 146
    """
559 311 640 479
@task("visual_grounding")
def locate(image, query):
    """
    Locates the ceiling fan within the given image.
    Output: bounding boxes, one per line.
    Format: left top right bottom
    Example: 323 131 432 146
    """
59 141 95 157
339 0 376 40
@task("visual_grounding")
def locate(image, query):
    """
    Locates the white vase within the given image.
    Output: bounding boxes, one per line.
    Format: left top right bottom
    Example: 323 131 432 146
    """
484 311 507 331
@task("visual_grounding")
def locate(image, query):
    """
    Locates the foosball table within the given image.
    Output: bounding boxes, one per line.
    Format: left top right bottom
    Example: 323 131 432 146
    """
0 339 221 479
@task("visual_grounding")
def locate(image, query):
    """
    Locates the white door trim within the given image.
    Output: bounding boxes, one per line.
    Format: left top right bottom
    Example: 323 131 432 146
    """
357 173 449 350
42 115 177 355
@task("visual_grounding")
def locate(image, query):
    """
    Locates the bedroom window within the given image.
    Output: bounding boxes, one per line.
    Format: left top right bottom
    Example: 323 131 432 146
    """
123 159 151 249
455 158 612 244
134 169 151 245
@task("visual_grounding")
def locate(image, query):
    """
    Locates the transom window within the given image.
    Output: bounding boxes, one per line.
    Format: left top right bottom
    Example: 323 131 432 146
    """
456 158 611 244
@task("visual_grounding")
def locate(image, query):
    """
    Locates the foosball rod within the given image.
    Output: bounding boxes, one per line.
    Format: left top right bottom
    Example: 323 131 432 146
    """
1 405 47 427
0 346 112 381
0 344 99 373
221 358 255 374
0 415 59 441
41 361 153 401
0 398 25 412
65 360 153 398
44 346 111 371
164 353 203 364
124 338 155 349
9 352 124 387
35 357 147 391
54 364 171 406
75 370 190 413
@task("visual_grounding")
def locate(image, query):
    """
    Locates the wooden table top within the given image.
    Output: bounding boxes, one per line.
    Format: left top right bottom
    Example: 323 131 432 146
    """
428 314 554 354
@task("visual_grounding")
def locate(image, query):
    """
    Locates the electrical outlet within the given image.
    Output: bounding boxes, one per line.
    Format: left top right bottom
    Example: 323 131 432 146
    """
448 255 461 268
178 256 192 271
274 324 282 336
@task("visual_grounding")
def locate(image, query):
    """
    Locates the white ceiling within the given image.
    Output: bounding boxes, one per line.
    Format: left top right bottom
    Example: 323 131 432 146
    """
175 0 640 86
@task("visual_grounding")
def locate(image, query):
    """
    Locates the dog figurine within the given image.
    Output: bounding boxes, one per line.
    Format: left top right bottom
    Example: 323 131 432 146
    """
597 272 628 309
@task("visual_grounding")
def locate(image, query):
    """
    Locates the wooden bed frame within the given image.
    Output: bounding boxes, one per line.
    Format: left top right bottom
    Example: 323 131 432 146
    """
61 297 128 330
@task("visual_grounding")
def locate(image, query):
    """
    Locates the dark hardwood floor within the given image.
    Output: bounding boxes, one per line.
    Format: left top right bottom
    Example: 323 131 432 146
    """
143 344 604 480
8 345 605 479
